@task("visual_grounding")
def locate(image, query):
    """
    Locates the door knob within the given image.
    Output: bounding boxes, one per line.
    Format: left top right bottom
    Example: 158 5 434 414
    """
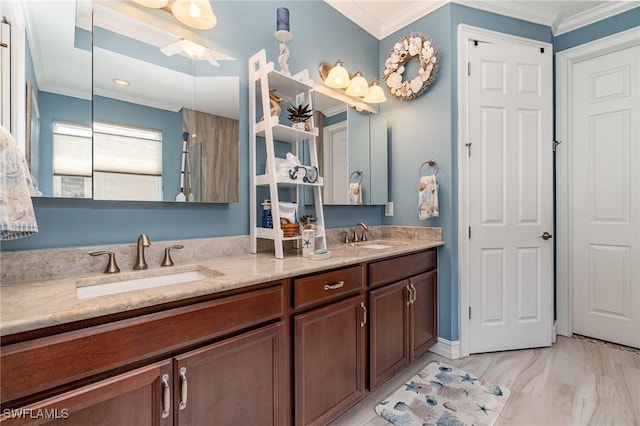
538 232 553 240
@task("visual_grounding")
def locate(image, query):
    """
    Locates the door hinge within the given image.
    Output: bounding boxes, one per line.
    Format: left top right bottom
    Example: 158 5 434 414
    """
465 142 472 157
468 226 471 239
553 140 563 152
469 306 471 319
467 62 471 76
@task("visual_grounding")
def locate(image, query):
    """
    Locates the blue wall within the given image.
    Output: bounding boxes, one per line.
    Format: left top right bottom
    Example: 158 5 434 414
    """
4 1 637 343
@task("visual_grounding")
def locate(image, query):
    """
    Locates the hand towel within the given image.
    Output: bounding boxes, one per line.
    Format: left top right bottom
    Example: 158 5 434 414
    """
418 175 438 219
348 182 362 205
0 125 39 240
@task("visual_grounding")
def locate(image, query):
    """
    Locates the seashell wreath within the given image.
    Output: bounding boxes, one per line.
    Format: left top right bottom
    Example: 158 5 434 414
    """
383 33 439 101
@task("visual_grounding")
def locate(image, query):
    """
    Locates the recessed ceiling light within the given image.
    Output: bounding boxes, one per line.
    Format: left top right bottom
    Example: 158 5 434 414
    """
113 79 130 86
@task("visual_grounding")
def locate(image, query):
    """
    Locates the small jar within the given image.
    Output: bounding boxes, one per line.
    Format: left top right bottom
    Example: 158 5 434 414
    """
261 200 273 228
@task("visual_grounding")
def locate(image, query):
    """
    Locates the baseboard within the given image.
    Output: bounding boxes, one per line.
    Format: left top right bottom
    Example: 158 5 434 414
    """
429 338 461 359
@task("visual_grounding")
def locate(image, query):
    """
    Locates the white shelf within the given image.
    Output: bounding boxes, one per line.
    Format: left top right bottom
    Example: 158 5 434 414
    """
256 119 318 143
249 49 327 259
255 174 323 187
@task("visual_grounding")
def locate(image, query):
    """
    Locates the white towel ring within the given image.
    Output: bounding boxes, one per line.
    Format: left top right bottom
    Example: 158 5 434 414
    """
350 169 364 184
419 159 439 177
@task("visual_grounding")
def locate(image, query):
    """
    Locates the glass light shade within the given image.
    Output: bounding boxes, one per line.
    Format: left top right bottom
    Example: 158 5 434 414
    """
345 73 370 97
363 82 386 103
131 0 168 8
325 64 350 89
172 0 217 29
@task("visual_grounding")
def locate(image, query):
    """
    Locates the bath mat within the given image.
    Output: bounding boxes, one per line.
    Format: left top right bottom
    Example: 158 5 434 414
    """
375 361 510 426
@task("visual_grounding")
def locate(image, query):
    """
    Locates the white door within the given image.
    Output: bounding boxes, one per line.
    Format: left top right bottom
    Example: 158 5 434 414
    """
323 123 348 204
467 41 553 353
571 44 640 348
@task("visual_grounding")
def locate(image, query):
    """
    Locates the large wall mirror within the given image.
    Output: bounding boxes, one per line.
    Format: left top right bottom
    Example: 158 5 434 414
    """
8 0 239 203
312 90 388 205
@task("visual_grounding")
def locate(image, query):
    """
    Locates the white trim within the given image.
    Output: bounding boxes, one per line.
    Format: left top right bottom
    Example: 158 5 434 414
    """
457 24 552 358
322 0 638 40
429 338 461 360
555 26 640 338
555 3 640 36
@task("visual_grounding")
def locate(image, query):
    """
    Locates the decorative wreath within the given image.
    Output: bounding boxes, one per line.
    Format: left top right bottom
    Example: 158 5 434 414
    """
383 33 439 101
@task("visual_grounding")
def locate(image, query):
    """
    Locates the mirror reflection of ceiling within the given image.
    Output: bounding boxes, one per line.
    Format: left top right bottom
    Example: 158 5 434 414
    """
27 0 239 120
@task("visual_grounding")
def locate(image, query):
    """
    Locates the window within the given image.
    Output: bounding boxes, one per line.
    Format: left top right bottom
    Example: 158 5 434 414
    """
53 121 163 201
52 121 92 198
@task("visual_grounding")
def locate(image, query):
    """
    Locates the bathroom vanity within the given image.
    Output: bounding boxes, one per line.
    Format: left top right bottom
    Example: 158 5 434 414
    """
0 238 440 425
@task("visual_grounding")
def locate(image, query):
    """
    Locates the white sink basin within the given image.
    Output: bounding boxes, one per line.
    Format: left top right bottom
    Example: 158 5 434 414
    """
77 270 212 299
361 243 393 250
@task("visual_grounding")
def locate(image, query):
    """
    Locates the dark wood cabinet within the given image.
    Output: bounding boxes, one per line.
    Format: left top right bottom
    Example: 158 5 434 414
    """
409 270 438 360
0 248 438 425
174 322 288 426
294 295 366 426
4 360 172 426
369 279 410 390
368 249 438 390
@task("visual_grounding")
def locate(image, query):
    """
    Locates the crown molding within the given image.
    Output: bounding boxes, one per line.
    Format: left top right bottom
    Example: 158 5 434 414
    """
555 2 640 35
324 0 639 40
323 0 386 39
378 0 449 39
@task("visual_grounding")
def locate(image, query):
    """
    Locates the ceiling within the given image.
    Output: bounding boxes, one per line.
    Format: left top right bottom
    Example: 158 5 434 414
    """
323 0 640 39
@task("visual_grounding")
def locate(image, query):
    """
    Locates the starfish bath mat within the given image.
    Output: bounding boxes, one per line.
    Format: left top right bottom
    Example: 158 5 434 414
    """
375 361 510 426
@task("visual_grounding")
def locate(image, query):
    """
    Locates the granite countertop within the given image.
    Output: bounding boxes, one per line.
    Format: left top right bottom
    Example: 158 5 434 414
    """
0 238 443 337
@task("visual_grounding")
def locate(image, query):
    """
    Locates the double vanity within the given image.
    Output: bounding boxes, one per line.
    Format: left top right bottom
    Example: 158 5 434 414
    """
1 229 442 425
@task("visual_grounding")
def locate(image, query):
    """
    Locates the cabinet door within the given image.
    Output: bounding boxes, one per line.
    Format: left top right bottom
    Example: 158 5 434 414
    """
409 270 438 360
369 279 410 390
174 323 288 426
295 295 366 426
4 360 172 426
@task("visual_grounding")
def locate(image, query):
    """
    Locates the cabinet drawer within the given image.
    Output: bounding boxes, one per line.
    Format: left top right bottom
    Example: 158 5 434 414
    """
1 284 284 405
294 266 364 309
369 250 436 288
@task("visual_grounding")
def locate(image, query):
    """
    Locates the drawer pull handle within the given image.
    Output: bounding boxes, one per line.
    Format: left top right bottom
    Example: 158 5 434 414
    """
324 281 345 291
406 285 412 306
360 302 367 327
161 373 170 419
179 367 188 410
411 283 417 304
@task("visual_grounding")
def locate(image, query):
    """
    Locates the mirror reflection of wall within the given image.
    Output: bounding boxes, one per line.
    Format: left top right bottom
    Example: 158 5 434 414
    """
5 0 240 203
312 90 388 206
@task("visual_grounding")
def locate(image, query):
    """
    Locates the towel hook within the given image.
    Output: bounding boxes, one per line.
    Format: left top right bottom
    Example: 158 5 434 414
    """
419 159 439 177
350 169 364 184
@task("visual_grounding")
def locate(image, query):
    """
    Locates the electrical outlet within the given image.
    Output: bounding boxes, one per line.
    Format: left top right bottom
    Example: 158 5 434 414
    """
385 202 394 216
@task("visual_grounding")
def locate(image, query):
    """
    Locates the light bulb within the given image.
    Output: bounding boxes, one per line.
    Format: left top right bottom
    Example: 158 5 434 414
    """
189 2 201 18
345 72 370 97
325 62 350 89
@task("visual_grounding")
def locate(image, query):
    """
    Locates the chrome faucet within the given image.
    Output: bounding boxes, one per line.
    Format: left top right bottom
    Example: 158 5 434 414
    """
353 222 369 242
133 234 151 270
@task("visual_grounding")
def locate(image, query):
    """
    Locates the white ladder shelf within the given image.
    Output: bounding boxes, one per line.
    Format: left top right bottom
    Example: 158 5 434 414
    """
249 49 327 259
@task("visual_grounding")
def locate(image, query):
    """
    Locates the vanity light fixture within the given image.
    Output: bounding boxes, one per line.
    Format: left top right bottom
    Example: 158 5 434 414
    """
319 61 385 104
362 80 386 104
131 0 217 30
